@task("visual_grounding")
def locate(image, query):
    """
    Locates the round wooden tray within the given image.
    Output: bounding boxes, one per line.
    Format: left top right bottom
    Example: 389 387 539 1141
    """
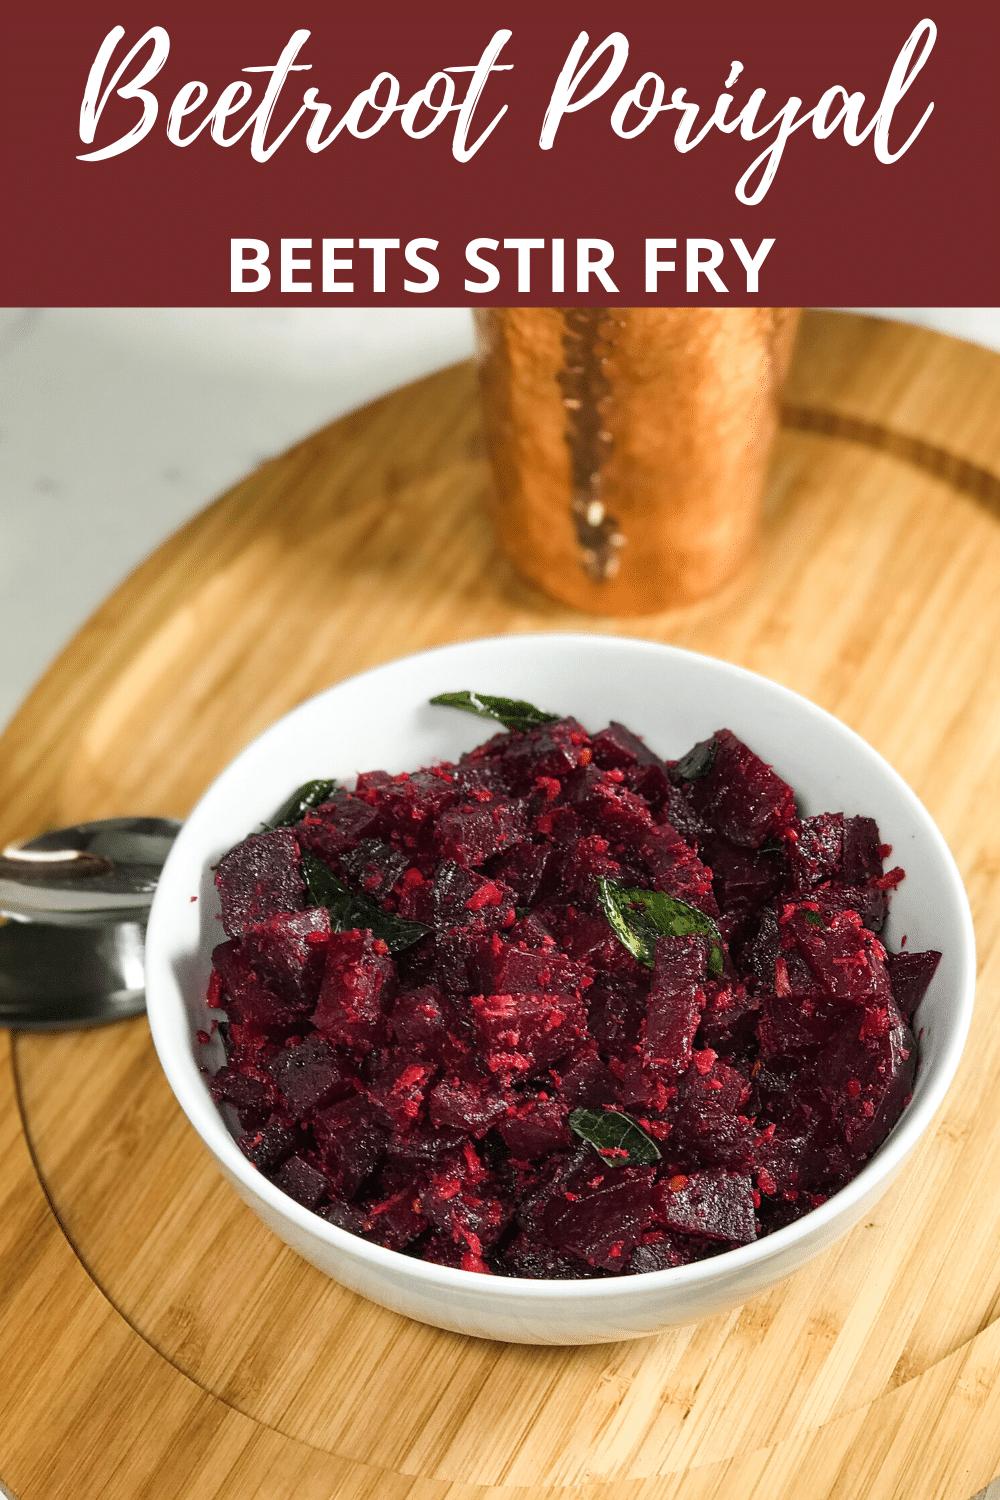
2 312 1000 1500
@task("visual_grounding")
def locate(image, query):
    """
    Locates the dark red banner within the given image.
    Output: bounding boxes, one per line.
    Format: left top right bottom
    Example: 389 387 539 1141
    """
4 1 998 305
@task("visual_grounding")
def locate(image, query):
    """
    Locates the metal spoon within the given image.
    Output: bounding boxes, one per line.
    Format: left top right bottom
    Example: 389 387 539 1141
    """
0 817 181 1030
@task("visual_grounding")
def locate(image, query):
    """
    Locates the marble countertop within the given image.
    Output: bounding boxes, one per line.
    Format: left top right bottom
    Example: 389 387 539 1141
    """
1 306 999 735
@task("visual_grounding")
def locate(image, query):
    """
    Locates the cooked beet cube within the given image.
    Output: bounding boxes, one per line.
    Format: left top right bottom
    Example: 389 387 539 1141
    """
485 841 552 907
642 936 710 1080
498 1094 571 1159
209 1067 274 1130
240 908 331 1007
360 1187 428 1252
316 1197 366 1234
817 998 916 1161
367 1058 436 1135
313 929 397 1051
389 984 472 1069
655 1168 756 1243
787 813 844 891
339 838 409 898
886 949 941 1021
428 1068 507 1136
541 1160 658 1270
238 1120 299 1173
215 828 305 936
670 1054 754 1170
211 940 306 1032
271 1155 332 1211
424 862 516 932
469 935 592 998
757 989 843 1059
640 824 719 916
842 816 884 886
699 831 783 924
778 903 892 1011
312 1094 390 1197
268 1037 357 1114
627 1230 711 1272
472 990 589 1080
493 718 587 789
697 980 760 1055
558 1043 622 1109
435 799 527 867
604 721 666 769
421 1144 511 1252
502 1233 602 1279
297 795 383 865
682 729 796 848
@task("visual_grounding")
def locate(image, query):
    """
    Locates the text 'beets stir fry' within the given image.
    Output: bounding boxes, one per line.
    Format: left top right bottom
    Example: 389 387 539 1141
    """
204 693 940 1278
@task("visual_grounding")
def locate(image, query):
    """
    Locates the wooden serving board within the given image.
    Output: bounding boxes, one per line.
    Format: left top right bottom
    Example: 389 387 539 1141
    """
2 311 1000 1500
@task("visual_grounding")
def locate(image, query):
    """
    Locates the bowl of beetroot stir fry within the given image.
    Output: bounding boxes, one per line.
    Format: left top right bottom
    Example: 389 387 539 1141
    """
147 636 974 1343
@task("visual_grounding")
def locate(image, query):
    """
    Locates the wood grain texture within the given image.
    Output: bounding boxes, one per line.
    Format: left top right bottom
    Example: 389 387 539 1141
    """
2 311 1000 1500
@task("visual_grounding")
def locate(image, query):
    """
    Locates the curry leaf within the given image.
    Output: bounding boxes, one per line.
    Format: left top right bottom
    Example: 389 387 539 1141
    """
596 877 724 977
568 1108 661 1168
270 780 337 829
430 691 559 733
300 851 430 953
670 737 717 783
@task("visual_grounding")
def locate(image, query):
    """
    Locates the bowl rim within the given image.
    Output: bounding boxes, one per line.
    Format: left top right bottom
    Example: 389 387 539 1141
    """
146 632 977 1300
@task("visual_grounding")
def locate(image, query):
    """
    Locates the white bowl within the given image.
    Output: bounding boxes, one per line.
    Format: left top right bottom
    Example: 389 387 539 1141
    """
146 634 976 1344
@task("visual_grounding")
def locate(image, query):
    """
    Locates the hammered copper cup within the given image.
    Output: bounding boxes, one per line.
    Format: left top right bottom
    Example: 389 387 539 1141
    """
475 307 800 615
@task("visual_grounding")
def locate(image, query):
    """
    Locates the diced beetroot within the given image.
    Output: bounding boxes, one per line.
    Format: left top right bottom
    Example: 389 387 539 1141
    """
238 1120 299 1173
315 1197 367 1234
641 936 710 1081
498 1093 571 1159
388 984 472 1069
486 841 552 906
313 929 397 1052
502 1233 603 1278
268 1037 357 1114
435 799 527 867
628 1229 718 1272
209 1067 275 1130
472 990 589 1080
428 1066 508 1136
493 718 589 789
842 816 884 886
239 907 331 1007
681 729 796 848
541 1160 659 1270
757 988 843 1058
215 828 305 936
312 1094 390 1197
385 1124 467 1165
297 795 381 861
697 980 760 1055
699 831 783 925
271 1154 332 1210
420 862 516 932
586 977 649 1053
886 949 941 1021
339 838 409 898
468 935 593 998
211 940 306 1033
604 721 666 769
670 1055 754 1170
787 813 843 891
640 824 719 916
817 998 916 1161
558 1043 622 1109
367 1056 436 1135
778 903 892 1012
360 1186 428 1251
421 1145 511 1251
655 1168 756 1243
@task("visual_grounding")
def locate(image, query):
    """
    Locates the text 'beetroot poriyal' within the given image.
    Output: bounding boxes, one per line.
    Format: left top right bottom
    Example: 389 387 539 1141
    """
205 698 939 1278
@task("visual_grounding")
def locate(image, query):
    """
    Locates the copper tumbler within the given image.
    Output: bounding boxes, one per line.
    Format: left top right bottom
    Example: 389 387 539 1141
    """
474 307 800 615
